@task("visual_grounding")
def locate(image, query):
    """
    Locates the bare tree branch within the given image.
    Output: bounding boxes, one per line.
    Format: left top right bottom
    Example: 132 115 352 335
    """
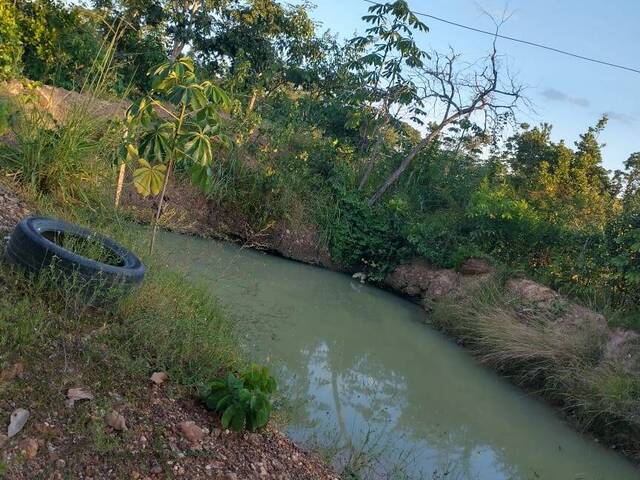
368 28 525 205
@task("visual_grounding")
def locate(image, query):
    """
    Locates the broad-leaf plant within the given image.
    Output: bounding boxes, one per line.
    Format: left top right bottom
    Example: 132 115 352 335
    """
122 57 231 252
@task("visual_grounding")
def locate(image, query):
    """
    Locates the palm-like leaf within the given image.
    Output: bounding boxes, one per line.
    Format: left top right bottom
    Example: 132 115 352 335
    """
133 158 166 197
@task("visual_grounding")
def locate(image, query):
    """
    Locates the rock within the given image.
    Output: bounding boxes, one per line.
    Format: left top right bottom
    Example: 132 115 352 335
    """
0 433 8 448
150 371 168 385
179 420 206 443
8 408 30 438
604 328 640 374
459 258 494 276
66 387 94 408
506 278 559 304
105 410 127 431
426 269 459 301
385 260 460 304
20 438 39 459
55 458 66 469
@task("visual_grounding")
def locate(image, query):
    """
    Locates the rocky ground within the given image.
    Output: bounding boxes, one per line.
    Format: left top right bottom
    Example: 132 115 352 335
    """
0 179 30 235
0 363 337 479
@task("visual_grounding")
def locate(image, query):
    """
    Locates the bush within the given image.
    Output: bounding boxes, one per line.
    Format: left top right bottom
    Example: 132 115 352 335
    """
0 0 23 80
16 0 103 89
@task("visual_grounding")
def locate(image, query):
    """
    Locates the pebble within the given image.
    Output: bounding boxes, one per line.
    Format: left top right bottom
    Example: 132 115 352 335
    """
179 420 206 443
104 410 127 431
150 371 168 385
8 408 30 437
20 438 39 459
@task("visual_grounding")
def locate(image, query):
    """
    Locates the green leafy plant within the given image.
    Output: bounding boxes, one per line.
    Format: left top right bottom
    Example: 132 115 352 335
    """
201 364 277 432
122 56 232 252
0 0 23 80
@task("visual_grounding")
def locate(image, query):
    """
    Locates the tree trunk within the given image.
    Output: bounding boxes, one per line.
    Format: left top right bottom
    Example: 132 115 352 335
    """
367 130 438 206
358 111 391 190
246 89 258 114
358 134 384 190
149 155 174 254
169 40 185 61
114 162 126 208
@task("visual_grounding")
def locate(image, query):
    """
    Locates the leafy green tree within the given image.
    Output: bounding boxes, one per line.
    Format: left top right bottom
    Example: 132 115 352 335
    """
123 57 231 252
347 0 428 190
201 0 319 113
0 0 23 80
16 0 104 89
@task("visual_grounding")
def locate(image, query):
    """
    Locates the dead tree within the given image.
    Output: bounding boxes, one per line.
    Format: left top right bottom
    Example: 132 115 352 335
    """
367 36 524 205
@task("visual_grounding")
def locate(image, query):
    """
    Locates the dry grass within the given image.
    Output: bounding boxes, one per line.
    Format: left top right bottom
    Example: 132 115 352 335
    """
431 281 640 458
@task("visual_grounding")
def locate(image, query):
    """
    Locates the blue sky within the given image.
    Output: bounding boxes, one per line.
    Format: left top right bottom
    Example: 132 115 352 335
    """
308 0 640 172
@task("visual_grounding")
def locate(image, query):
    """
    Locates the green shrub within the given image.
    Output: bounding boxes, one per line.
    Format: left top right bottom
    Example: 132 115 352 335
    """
0 0 23 80
0 91 117 204
201 364 277 432
16 0 103 89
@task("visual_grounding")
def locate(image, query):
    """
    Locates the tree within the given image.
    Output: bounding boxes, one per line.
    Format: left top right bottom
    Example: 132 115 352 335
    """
0 0 23 80
200 0 319 112
367 35 523 205
122 57 231 252
347 0 429 190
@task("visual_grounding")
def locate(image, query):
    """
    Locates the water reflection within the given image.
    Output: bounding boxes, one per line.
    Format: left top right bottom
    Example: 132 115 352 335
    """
156 232 638 480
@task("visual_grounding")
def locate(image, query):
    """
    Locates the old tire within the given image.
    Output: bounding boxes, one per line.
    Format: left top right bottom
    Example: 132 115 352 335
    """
5 216 144 303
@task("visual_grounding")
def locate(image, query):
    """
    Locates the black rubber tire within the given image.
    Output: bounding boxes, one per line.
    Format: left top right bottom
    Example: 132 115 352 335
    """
5 216 145 303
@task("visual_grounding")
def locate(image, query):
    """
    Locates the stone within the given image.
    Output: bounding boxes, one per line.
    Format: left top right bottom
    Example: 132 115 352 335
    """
66 387 94 408
20 438 39 459
505 278 559 304
0 361 24 382
604 328 640 374
179 420 206 443
105 410 127 431
459 258 494 276
150 371 168 385
8 408 30 438
0 433 8 448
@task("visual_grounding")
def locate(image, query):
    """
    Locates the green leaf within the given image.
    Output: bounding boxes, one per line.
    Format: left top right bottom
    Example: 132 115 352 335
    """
221 405 235 429
133 158 166 197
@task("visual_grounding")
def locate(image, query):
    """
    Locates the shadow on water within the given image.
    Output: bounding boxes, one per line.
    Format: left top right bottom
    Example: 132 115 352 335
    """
156 231 639 480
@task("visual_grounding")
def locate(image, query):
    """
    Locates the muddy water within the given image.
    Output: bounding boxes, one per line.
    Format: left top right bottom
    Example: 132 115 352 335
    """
157 231 639 480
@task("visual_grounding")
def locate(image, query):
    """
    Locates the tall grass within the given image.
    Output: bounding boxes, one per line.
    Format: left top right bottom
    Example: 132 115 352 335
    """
430 281 640 457
0 20 125 206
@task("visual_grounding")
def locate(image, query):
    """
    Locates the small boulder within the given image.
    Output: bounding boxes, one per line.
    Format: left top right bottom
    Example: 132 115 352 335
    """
66 387 94 408
19 438 39 459
8 408 30 438
459 258 494 276
0 361 24 382
105 410 127 431
150 371 168 385
604 328 640 374
179 421 207 443
506 278 559 304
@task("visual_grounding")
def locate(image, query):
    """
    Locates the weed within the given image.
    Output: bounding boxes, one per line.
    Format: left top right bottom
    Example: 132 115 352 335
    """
201 364 277 432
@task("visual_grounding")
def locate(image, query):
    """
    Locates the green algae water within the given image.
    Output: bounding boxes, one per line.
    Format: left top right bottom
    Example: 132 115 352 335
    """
156 231 639 480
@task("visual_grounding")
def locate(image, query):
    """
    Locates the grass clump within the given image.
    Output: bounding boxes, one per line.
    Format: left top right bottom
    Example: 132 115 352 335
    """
430 281 640 457
0 235 239 395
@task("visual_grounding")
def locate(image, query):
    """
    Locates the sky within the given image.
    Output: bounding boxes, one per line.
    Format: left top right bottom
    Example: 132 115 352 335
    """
307 0 640 172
